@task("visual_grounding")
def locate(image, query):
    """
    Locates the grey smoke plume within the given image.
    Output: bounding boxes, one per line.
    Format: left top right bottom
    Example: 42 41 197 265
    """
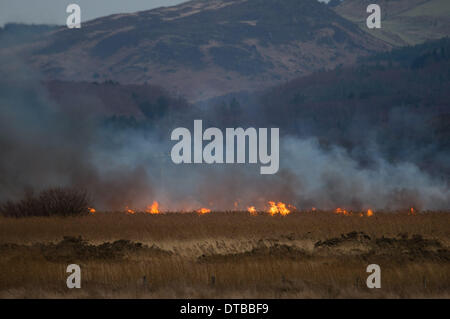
0 58 449 212
281 137 450 211
0 57 155 210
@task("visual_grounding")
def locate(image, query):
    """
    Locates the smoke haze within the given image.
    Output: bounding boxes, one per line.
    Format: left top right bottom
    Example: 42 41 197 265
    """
1 57 448 212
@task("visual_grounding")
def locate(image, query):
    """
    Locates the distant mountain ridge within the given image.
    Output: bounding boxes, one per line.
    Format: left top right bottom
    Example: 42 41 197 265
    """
0 0 389 101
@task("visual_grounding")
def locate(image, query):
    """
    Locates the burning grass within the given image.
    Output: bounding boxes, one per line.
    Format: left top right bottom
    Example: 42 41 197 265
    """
0 211 449 298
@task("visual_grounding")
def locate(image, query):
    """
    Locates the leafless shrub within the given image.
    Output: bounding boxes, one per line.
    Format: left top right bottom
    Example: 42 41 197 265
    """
0 187 91 217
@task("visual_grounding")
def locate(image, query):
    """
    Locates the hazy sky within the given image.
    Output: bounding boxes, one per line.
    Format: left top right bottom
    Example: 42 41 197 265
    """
0 0 189 26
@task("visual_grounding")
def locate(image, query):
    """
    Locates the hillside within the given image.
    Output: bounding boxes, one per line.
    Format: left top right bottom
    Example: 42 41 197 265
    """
17 38 450 181
0 23 58 48
202 38 450 179
266 38 450 177
43 80 190 120
0 0 389 101
334 0 450 46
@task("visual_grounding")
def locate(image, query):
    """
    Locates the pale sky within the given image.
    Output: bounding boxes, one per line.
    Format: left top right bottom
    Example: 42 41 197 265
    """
0 0 189 26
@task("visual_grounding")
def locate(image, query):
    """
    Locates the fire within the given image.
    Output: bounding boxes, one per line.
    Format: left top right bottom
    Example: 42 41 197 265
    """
334 208 373 217
335 208 351 216
268 201 278 216
196 208 211 214
125 207 135 215
409 207 416 216
146 201 160 214
311 207 317 212
267 201 292 216
247 206 257 215
278 202 290 216
88 207 96 214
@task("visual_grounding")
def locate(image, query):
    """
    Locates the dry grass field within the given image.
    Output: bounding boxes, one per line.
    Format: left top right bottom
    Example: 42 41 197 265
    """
0 211 449 299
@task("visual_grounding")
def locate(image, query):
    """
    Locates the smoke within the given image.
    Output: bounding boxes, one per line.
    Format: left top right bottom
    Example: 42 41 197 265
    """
0 57 449 212
281 137 450 211
0 57 155 209
145 137 450 211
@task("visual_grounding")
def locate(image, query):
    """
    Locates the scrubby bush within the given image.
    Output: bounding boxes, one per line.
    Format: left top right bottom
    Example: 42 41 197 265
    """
0 188 91 217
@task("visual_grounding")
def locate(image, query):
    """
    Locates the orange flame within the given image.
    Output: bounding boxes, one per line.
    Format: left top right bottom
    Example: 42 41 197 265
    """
88 207 96 214
367 209 374 217
196 208 211 214
409 207 416 216
267 201 292 216
125 207 135 215
335 208 352 216
268 201 278 216
146 201 160 214
278 202 290 216
247 206 257 215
